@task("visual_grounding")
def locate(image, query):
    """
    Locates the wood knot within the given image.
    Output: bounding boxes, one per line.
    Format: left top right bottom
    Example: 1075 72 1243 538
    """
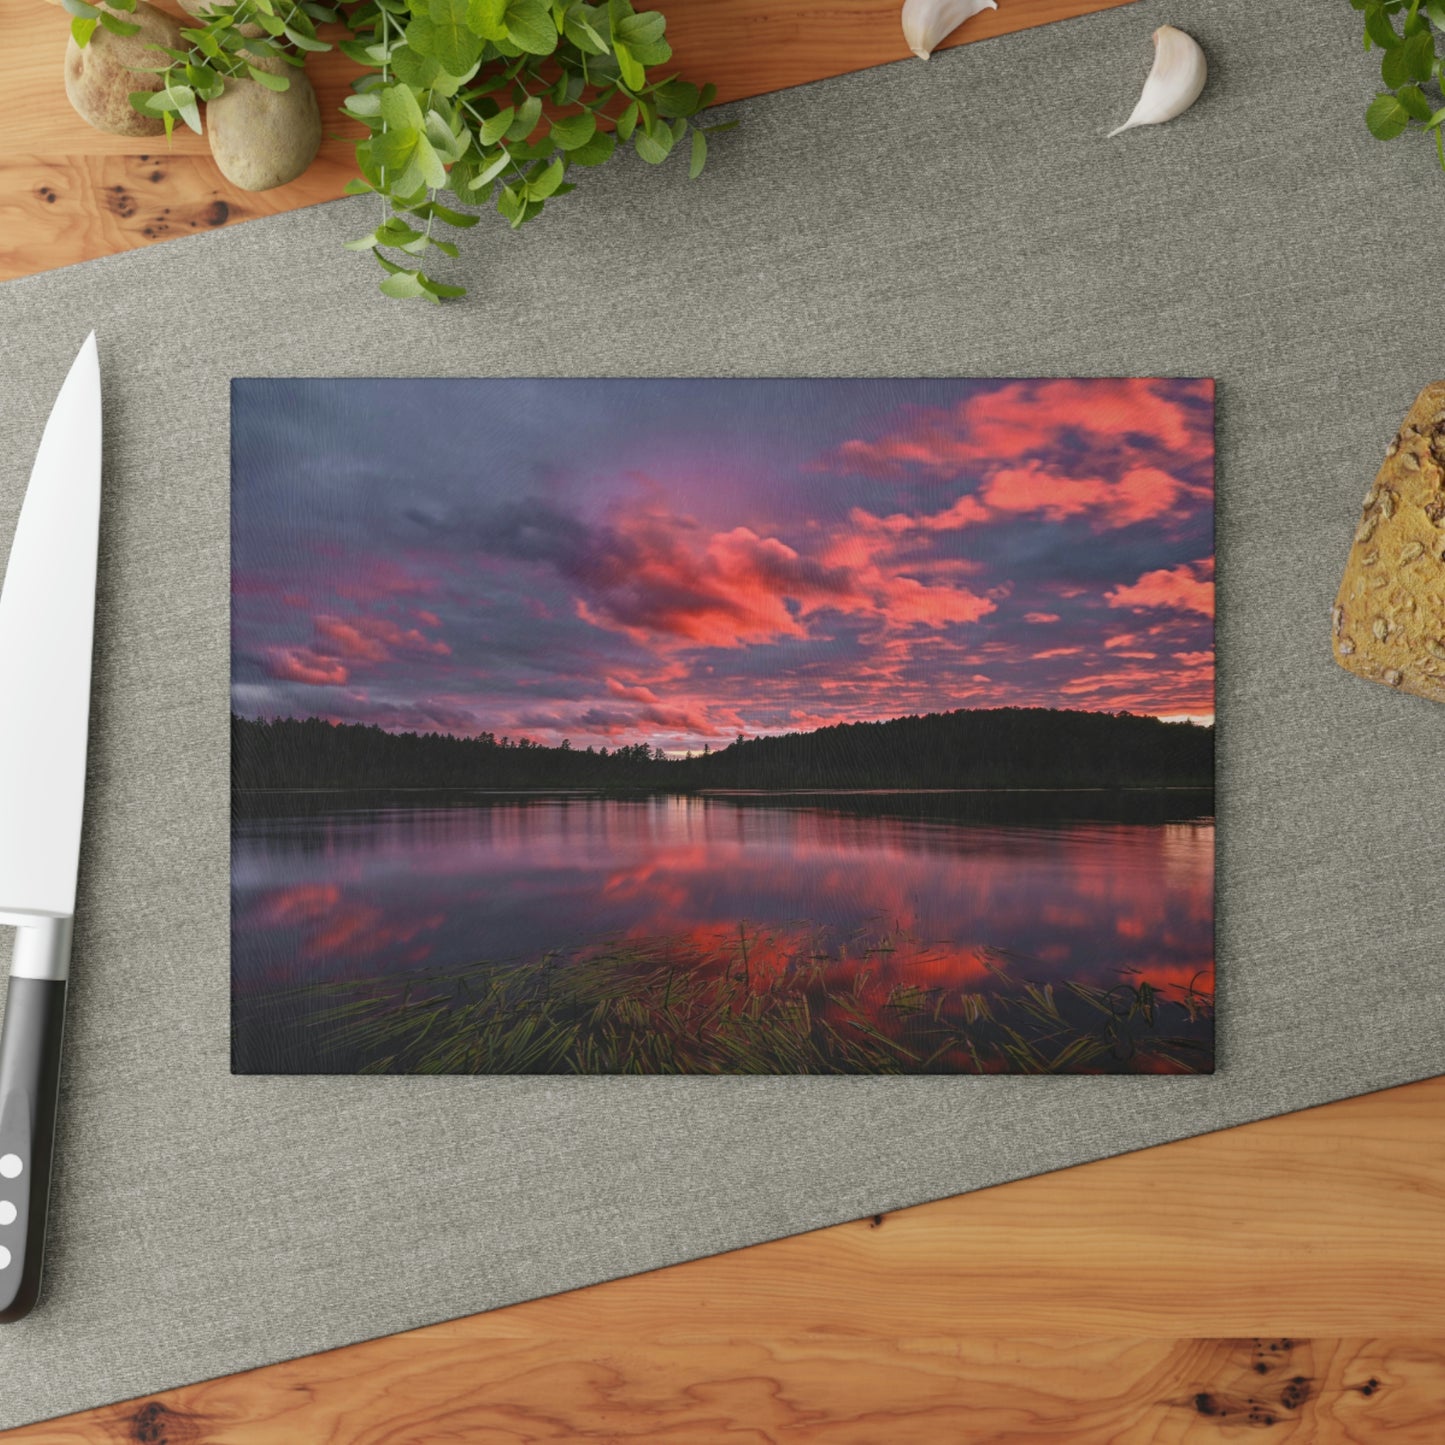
1279 1376 1311 1411
127 1400 202 1444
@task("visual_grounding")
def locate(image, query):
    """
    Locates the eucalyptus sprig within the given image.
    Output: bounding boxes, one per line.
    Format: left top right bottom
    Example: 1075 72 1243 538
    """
75 0 726 301
132 0 331 139
1357 0 1445 167
64 0 140 50
339 0 729 301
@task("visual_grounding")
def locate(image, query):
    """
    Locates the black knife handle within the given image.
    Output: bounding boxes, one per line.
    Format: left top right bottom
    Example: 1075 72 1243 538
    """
0 976 67 1322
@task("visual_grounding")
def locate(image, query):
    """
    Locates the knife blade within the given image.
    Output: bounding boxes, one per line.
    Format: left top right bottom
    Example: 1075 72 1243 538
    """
0 332 101 1322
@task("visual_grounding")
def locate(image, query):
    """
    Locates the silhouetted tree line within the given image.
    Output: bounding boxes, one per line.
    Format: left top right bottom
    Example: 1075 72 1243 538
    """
232 708 1213 793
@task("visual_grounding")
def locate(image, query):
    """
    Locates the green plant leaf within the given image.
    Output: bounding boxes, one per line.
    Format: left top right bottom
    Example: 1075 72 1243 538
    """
425 199 480 226
527 155 566 196
371 122 415 161
376 218 426 244
381 82 426 131
504 0 557 53
339 37 383 64
567 127 615 165
625 34 669 65
61 0 100 18
247 64 292 91
1397 81 1434 118
615 8 663 45
653 79 700 117
414 0 483 74
284 24 330 51
167 82 202 131
98 11 142 35
507 93 542 138
71 15 99 45
1383 27 1435 83
468 147 512 186
688 125 706 178
632 119 673 163
343 91 383 117
1365 3 1401 47
548 110 595 149
418 274 468 298
187 61 224 99
1367 90 1412 138
497 182 524 224
469 0 506 39
616 97 638 139
413 134 449 188
562 6 605 53
379 270 432 299
479 104 514 143
612 37 644 89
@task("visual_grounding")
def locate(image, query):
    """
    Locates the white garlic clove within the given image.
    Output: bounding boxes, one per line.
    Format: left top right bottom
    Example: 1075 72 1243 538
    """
901 0 998 61
1108 25 1207 138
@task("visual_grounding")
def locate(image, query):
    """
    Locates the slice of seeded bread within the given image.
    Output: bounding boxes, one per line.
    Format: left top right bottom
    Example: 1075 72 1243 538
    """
1334 382 1445 702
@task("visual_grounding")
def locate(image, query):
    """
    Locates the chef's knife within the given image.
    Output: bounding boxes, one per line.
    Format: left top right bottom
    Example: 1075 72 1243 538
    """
0 333 101 1322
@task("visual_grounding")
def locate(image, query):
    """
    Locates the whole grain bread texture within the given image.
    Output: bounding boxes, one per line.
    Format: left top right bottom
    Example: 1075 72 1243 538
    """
1334 382 1445 701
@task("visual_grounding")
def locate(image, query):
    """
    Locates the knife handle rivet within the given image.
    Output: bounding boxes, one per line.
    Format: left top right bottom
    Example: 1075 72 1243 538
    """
0 1202 13 1226
0 1156 20 1180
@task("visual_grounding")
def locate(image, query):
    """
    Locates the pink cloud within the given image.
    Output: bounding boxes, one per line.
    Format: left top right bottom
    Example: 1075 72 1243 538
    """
265 646 349 686
1024 612 1060 624
606 677 662 704
1106 561 1215 618
336 557 437 602
314 613 452 663
820 379 1213 479
574 511 996 651
981 462 1183 530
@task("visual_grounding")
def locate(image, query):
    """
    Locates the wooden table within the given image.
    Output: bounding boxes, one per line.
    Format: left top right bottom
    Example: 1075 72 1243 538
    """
6 1079 1445 1441
0 0 1135 279
7 0 1444 1437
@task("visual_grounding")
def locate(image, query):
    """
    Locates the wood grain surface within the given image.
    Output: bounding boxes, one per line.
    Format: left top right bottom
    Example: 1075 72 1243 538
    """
0 0 1139 280
6 1076 1445 1441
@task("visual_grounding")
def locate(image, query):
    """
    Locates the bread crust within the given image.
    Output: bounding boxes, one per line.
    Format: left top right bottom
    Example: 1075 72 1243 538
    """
1334 382 1445 702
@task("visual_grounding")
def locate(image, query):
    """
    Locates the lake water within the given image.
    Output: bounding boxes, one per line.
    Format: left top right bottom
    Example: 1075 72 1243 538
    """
232 791 1215 1073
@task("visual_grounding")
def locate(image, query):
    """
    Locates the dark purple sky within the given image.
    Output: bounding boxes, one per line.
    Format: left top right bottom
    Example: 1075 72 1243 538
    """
231 377 1215 748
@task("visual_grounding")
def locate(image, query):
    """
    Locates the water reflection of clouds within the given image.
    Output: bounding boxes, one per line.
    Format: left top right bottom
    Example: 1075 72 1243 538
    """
233 798 1214 1000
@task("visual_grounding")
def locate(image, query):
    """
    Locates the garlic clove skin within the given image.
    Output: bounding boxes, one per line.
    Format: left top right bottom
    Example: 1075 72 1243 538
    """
901 0 998 61
1108 25 1207 137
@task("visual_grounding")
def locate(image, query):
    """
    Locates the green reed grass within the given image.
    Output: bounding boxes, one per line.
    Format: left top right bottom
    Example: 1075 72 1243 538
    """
255 923 1214 1076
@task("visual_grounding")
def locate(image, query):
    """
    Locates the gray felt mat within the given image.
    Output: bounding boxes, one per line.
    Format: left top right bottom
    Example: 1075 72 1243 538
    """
1 0 1442 1425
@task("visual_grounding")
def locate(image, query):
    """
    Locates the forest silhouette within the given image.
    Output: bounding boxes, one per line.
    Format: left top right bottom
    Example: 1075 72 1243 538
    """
232 707 1213 793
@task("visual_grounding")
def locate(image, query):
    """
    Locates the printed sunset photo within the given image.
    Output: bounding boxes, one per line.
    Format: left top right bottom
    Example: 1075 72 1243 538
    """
230 377 1215 1074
